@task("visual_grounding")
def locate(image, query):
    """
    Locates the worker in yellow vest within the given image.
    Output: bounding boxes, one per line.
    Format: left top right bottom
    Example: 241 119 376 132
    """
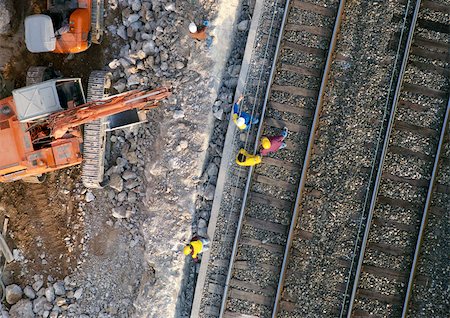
184 236 210 262
236 149 262 166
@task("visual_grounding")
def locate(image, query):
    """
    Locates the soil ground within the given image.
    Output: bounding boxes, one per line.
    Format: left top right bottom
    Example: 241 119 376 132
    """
0 0 113 287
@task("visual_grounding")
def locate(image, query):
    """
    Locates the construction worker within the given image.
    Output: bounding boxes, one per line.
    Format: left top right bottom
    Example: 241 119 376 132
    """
232 95 259 131
183 236 210 262
236 149 262 166
189 21 213 47
260 127 289 156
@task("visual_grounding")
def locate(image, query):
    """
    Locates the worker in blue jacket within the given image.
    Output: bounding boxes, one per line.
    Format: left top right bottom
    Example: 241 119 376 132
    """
232 95 259 131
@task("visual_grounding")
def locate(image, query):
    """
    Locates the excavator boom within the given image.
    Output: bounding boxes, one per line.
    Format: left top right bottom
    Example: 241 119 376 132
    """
49 87 170 139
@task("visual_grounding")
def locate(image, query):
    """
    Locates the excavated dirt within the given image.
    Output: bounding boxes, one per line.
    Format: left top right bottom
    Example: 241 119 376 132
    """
0 168 83 284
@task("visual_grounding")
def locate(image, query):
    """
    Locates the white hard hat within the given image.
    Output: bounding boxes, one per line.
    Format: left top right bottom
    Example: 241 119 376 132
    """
236 117 245 126
189 22 197 33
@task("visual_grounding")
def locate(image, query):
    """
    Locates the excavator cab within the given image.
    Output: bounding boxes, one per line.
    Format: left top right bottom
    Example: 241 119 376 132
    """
24 0 104 54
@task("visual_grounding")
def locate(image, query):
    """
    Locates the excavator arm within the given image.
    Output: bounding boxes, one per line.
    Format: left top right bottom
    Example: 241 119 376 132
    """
48 87 170 139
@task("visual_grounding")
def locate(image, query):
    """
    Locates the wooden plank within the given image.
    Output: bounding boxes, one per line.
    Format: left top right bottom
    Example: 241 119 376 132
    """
362 264 431 286
283 40 325 57
229 288 274 306
280 63 322 77
382 171 429 188
208 282 224 295
264 117 309 133
269 100 315 117
395 120 439 137
414 35 449 53
357 288 402 304
253 173 297 191
245 216 287 234
234 260 279 273
377 195 445 216
271 84 317 98
291 0 336 16
353 309 384 318
213 259 230 268
279 300 297 312
402 83 448 99
398 99 429 112
372 216 417 232
230 278 276 296
261 156 302 171
240 237 285 253
368 242 408 256
204 305 220 316
388 144 433 161
422 0 450 13
223 311 259 318
417 18 450 34
285 23 331 37
248 191 293 210
410 60 450 76
411 46 449 62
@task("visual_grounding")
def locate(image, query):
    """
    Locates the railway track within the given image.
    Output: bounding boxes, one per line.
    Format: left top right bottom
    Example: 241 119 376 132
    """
340 0 450 317
219 0 345 317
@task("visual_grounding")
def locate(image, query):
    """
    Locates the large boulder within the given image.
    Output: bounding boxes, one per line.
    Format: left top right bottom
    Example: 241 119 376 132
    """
9 299 34 318
5 284 22 305
0 0 14 35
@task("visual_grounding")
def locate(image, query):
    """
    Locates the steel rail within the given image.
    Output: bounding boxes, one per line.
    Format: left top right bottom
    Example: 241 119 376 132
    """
401 97 450 317
271 0 347 316
218 1 292 316
345 0 423 316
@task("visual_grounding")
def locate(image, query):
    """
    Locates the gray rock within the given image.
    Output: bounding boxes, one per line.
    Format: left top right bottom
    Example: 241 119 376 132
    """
53 282 65 296
43 310 50 318
127 74 141 86
203 184 216 201
33 296 49 314
9 299 34 318
175 61 185 70
127 191 137 204
6 284 22 304
85 191 95 202
74 288 83 300
32 280 43 292
117 190 126 201
112 207 131 219
23 286 36 299
198 218 207 229
213 108 224 120
173 110 185 119
113 80 127 93
126 151 138 165
117 25 127 40
45 287 55 303
206 162 219 178
55 297 67 307
122 170 137 180
125 179 140 190
237 20 249 32
109 174 124 192
131 0 141 11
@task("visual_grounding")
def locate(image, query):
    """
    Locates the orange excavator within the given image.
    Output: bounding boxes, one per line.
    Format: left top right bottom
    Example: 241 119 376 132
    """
25 0 104 53
0 69 170 187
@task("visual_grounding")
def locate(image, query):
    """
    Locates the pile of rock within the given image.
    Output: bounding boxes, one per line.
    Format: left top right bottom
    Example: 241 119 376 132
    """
0 0 14 35
2 276 84 318
106 0 190 92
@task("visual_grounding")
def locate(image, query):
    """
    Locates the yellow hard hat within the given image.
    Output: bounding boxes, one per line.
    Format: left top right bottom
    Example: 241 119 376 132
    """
261 137 271 149
183 245 192 255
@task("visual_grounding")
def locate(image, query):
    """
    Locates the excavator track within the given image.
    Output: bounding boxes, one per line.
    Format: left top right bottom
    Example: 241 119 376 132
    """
81 71 111 189
91 0 104 45
25 66 58 86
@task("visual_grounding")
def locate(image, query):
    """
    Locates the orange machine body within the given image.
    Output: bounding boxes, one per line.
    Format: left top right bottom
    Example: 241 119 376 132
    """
0 78 170 183
54 7 91 54
0 96 82 182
